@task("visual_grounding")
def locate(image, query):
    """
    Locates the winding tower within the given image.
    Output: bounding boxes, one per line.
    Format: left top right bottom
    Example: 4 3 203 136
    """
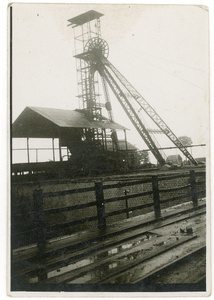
68 10 198 166
68 11 117 149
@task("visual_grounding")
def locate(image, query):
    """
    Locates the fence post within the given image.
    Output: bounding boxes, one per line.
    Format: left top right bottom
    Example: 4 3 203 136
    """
190 170 198 206
152 175 161 218
124 189 130 218
95 182 106 230
33 189 46 254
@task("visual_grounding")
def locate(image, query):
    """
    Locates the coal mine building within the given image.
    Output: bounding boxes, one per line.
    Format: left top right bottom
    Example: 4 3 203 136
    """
12 106 139 176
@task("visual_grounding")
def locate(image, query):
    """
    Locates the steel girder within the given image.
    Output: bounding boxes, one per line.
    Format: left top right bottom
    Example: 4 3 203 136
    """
97 63 166 165
105 60 198 166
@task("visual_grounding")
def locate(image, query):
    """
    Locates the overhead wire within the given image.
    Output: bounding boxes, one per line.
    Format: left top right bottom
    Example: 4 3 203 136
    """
140 50 205 73
142 58 206 91
121 48 206 91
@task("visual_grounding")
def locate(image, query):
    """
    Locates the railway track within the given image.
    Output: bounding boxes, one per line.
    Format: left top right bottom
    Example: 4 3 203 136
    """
12 198 206 289
143 246 206 285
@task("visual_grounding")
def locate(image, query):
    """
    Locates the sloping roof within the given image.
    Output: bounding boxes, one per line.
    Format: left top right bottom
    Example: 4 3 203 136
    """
12 106 127 138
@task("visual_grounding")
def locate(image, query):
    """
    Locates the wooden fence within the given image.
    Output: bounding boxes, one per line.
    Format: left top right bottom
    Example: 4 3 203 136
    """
11 170 206 253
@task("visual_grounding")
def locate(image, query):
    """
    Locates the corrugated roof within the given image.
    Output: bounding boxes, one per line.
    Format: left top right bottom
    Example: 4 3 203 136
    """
12 106 127 138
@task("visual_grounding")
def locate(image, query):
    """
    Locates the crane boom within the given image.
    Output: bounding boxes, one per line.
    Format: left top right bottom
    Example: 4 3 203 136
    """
97 62 166 165
104 59 198 166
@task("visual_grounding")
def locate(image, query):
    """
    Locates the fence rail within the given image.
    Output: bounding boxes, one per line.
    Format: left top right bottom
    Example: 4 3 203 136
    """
11 170 206 252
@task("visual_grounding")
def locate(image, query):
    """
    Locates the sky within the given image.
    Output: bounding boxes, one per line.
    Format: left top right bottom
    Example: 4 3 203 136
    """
11 3 209 160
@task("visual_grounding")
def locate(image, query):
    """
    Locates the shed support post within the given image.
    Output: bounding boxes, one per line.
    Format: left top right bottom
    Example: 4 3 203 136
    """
58 135 62 162
52 138 55 161
27 137 30 163
36 149 38 163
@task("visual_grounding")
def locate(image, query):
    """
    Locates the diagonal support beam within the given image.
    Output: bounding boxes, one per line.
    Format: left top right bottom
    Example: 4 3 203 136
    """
105 59 198 166
97 64 166 165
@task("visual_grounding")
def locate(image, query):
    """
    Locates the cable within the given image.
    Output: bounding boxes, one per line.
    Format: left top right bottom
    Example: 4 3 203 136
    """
140 50 205 73
120 49 206 91
143 59 205 91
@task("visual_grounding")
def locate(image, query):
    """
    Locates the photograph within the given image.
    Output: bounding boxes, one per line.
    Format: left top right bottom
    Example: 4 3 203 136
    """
9 3 209 295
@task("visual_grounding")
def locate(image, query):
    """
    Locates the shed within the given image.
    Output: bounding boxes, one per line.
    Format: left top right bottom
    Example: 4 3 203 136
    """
12 106 129 163
12 106 127 138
